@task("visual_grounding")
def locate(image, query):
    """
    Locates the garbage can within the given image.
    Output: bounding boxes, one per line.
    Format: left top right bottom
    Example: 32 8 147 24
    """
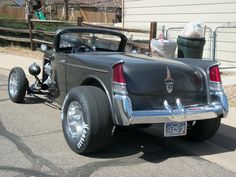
177 36 206 59
150 39 177 58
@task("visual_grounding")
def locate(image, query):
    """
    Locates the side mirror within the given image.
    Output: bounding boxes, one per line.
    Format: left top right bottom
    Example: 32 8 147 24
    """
40 44 48 52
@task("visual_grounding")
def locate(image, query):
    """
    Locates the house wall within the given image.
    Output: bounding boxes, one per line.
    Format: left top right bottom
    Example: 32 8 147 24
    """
123 0 236 61
123 0 236 29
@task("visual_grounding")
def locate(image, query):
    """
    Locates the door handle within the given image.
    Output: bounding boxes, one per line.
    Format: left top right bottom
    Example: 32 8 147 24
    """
60 59 66 64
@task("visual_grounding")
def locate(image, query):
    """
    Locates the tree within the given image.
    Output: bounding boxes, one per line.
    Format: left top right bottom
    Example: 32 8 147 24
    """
86 0 120 24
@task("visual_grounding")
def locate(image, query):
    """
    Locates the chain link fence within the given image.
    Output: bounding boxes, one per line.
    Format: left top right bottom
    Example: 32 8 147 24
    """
214 26 236 63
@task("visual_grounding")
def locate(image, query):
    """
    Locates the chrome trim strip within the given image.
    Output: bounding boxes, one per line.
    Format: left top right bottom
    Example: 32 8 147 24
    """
163 100 173 115
114 95 132 125
114 91 228 126
65 63 109 73
210 91 229 116
209 81 223 92
112 82 128 95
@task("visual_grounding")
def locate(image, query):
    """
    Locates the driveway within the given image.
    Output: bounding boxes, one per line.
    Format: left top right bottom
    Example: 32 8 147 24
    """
0 53 236 177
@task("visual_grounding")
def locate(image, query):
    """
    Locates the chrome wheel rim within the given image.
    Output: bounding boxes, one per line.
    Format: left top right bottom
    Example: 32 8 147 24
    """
9 73 18 97
67 101 88 147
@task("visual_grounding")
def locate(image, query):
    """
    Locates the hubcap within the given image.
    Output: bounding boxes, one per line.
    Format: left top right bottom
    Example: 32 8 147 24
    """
67 101 88 141
9 73 18 97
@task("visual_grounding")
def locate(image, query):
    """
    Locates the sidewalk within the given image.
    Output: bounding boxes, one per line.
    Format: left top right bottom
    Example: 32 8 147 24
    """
219 61 236 86
0 53 42 77
222 76 236 86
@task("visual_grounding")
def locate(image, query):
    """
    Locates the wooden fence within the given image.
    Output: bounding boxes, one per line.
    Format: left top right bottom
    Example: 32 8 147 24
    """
0 6 117 23
0 6 25 19
0 17 157 52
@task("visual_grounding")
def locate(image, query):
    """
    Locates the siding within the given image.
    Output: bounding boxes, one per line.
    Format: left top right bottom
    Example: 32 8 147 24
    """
123 0 236 29
124 0 236 62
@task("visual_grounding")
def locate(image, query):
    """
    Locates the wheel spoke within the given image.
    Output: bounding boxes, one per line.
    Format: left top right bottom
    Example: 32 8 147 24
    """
68 121 79 126
67 101 86 139
9 73 19 96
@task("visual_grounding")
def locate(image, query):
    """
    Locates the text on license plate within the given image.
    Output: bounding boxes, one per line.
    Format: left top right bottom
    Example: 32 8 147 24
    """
164 122 187 137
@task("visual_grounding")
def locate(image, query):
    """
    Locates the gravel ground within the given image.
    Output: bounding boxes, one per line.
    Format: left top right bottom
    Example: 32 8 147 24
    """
224 85 236 107
0 46 43 60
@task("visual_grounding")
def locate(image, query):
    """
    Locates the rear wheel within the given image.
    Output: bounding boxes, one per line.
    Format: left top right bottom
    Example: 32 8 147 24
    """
8 67 28 103
186 117 221 141
62 86 113 154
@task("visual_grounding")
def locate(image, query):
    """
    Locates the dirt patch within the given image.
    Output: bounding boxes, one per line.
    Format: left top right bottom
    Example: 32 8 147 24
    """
224 85 236 107
0 46 43 60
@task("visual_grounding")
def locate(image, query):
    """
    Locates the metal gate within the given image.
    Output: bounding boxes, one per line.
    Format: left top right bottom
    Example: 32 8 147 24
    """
213 25 236 63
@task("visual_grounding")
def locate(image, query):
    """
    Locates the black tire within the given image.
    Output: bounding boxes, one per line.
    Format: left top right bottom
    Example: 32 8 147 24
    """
62 86 113 154
135 124 152 129
8 67 28 103
186 117 221 141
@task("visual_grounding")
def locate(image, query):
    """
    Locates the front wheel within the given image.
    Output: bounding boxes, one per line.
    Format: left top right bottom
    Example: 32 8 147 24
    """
186 117 221 141
62 86 113 154
8 67 28 103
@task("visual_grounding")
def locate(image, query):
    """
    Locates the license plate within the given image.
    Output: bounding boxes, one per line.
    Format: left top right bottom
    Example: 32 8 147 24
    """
164 122 187 137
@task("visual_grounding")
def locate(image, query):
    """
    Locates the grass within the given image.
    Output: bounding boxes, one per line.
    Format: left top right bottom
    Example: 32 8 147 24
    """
0 14 75 31
0 19 28 29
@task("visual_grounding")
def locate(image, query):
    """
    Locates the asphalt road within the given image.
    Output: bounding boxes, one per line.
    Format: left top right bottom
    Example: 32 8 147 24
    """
0 67 236 177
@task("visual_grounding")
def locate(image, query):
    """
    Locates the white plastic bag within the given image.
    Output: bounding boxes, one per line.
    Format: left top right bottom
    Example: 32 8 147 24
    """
150 39 177 58
181 20 203 38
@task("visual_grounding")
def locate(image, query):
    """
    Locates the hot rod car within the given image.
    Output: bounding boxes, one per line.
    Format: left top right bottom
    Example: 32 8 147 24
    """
8 27 228 154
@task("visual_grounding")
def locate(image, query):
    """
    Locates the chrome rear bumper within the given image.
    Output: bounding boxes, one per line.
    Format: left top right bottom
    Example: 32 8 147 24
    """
114 92 228 126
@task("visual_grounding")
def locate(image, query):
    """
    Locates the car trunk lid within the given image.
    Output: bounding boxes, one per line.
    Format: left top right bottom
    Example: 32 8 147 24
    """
120 54 208 110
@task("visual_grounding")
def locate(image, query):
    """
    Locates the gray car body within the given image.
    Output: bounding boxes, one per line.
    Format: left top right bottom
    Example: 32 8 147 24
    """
43 27 228 126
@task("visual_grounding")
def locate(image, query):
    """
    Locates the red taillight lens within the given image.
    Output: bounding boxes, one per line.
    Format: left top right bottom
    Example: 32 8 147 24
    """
209 65 221 82
113 63 126 83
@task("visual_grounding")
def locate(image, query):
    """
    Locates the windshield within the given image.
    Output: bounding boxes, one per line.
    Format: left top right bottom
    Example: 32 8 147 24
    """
59 32 121 52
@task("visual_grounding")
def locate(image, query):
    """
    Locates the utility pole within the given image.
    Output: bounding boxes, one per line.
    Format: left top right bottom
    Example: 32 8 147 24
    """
64 0 69 21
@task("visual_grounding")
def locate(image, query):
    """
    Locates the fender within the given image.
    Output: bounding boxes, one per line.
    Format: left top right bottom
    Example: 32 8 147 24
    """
81 75 118 124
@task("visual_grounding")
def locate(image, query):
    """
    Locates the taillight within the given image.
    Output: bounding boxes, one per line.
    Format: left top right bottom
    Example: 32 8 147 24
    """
113 63 126 83
113 63 127 95
209 65 221 82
